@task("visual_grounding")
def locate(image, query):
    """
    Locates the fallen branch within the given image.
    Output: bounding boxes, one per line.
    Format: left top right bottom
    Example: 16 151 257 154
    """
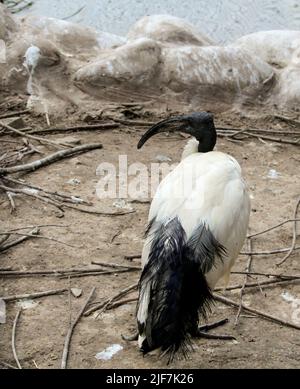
0 143 103 175
234 236 253 325
60 202 135 216
6 190 15 213
61 287 95 369
0 110 29 119
84 283 138 317
0 230 79 249
4 224 68 232
108 117 155 126
215 277 300 292
0 268 133 278
91 261 141 270
277 197 300 266
0 120 70 148
124 254 141 261
0 183 64 213
0 233 10 246
27 123 119 135
3 176 91 206
231 270 300 279
214 293 300 331
0 227 39 252
58 269 132 279
248 218 300 238
12 309 22 369
240 246 300 255
2 288 68 302
0 360 18 369
107 297 138 310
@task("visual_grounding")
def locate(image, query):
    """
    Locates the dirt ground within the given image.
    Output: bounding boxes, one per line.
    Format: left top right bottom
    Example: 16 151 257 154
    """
0 96 299 369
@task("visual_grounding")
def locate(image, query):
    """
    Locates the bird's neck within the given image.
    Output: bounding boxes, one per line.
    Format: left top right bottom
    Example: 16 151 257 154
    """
181 138 199 160
181 125 217 160
197 123 217 153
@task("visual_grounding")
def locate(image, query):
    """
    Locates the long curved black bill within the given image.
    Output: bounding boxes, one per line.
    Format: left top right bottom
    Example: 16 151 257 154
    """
137 115 190 149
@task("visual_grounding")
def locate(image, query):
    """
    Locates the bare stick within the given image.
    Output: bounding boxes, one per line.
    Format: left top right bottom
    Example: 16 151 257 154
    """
12 309 22 369
0 143 103 175
231 270 300 279
0 360 18 369
84 283 138 317
2 288 68 302
68 276 72 327
6 191 16 213
199 318 229 332
0 234 10 246
91 261 141 270
240 246 300 255
61 287 95 369
0 183 64 213
234 237 253 325
0 268 131 278
217 126 300 145
0 227 39 252
3 176 91 206
2 224 68 232
248 218 300 238
0 120 70 148
107 297 138 310
58 269 132 279
108 117 156 126
242 131 299 145
27 123 119 135
0 231 79 249
124 254 141 260
60 202 135 216
215 277 300 292
214 293 300 331
277 198 300 266
0 109 29 119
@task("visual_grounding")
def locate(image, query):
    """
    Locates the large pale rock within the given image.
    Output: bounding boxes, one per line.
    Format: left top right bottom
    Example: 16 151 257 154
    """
0 3 17 41
74 38 162 89
19 15 126 57
273 46 300 108
231 30 300 68
127 14 214 46
161 46 274 94
1 8 300 113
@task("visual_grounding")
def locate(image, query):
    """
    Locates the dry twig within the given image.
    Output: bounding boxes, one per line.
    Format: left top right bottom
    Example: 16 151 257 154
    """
2 288 68 302
61 287 95 369
91 261 141 270
234 236 253 325
12 309 22 369
277 198 300 266
84 283 138 317
0 120 70 148
214 293 300 331
0 143 103 175
0 227 39 252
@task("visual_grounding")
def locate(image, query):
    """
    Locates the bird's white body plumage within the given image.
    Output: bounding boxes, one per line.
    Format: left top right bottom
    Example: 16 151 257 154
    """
138 139 250 347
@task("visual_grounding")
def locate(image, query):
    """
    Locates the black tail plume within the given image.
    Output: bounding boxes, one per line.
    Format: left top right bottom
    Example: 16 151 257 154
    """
137 217 226 360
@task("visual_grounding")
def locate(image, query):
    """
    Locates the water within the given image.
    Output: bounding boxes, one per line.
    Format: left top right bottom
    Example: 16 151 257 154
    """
19 0 300 43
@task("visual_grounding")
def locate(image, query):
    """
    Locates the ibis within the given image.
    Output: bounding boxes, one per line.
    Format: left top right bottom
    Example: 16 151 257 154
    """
135 112 250 359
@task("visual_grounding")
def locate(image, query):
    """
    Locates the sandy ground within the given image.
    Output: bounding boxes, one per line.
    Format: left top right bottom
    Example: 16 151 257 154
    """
0 98 299 369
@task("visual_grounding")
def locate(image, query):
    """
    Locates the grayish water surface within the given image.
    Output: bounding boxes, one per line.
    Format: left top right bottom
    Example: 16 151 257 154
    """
20 0 300 43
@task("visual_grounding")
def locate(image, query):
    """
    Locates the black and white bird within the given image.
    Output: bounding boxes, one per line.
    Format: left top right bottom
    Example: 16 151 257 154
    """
135 112 250 359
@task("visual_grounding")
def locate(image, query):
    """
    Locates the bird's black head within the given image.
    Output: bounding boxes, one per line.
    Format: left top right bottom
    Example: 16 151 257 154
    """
137 112 216 153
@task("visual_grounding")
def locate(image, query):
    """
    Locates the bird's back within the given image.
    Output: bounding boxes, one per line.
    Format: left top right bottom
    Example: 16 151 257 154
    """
143 151 250 287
